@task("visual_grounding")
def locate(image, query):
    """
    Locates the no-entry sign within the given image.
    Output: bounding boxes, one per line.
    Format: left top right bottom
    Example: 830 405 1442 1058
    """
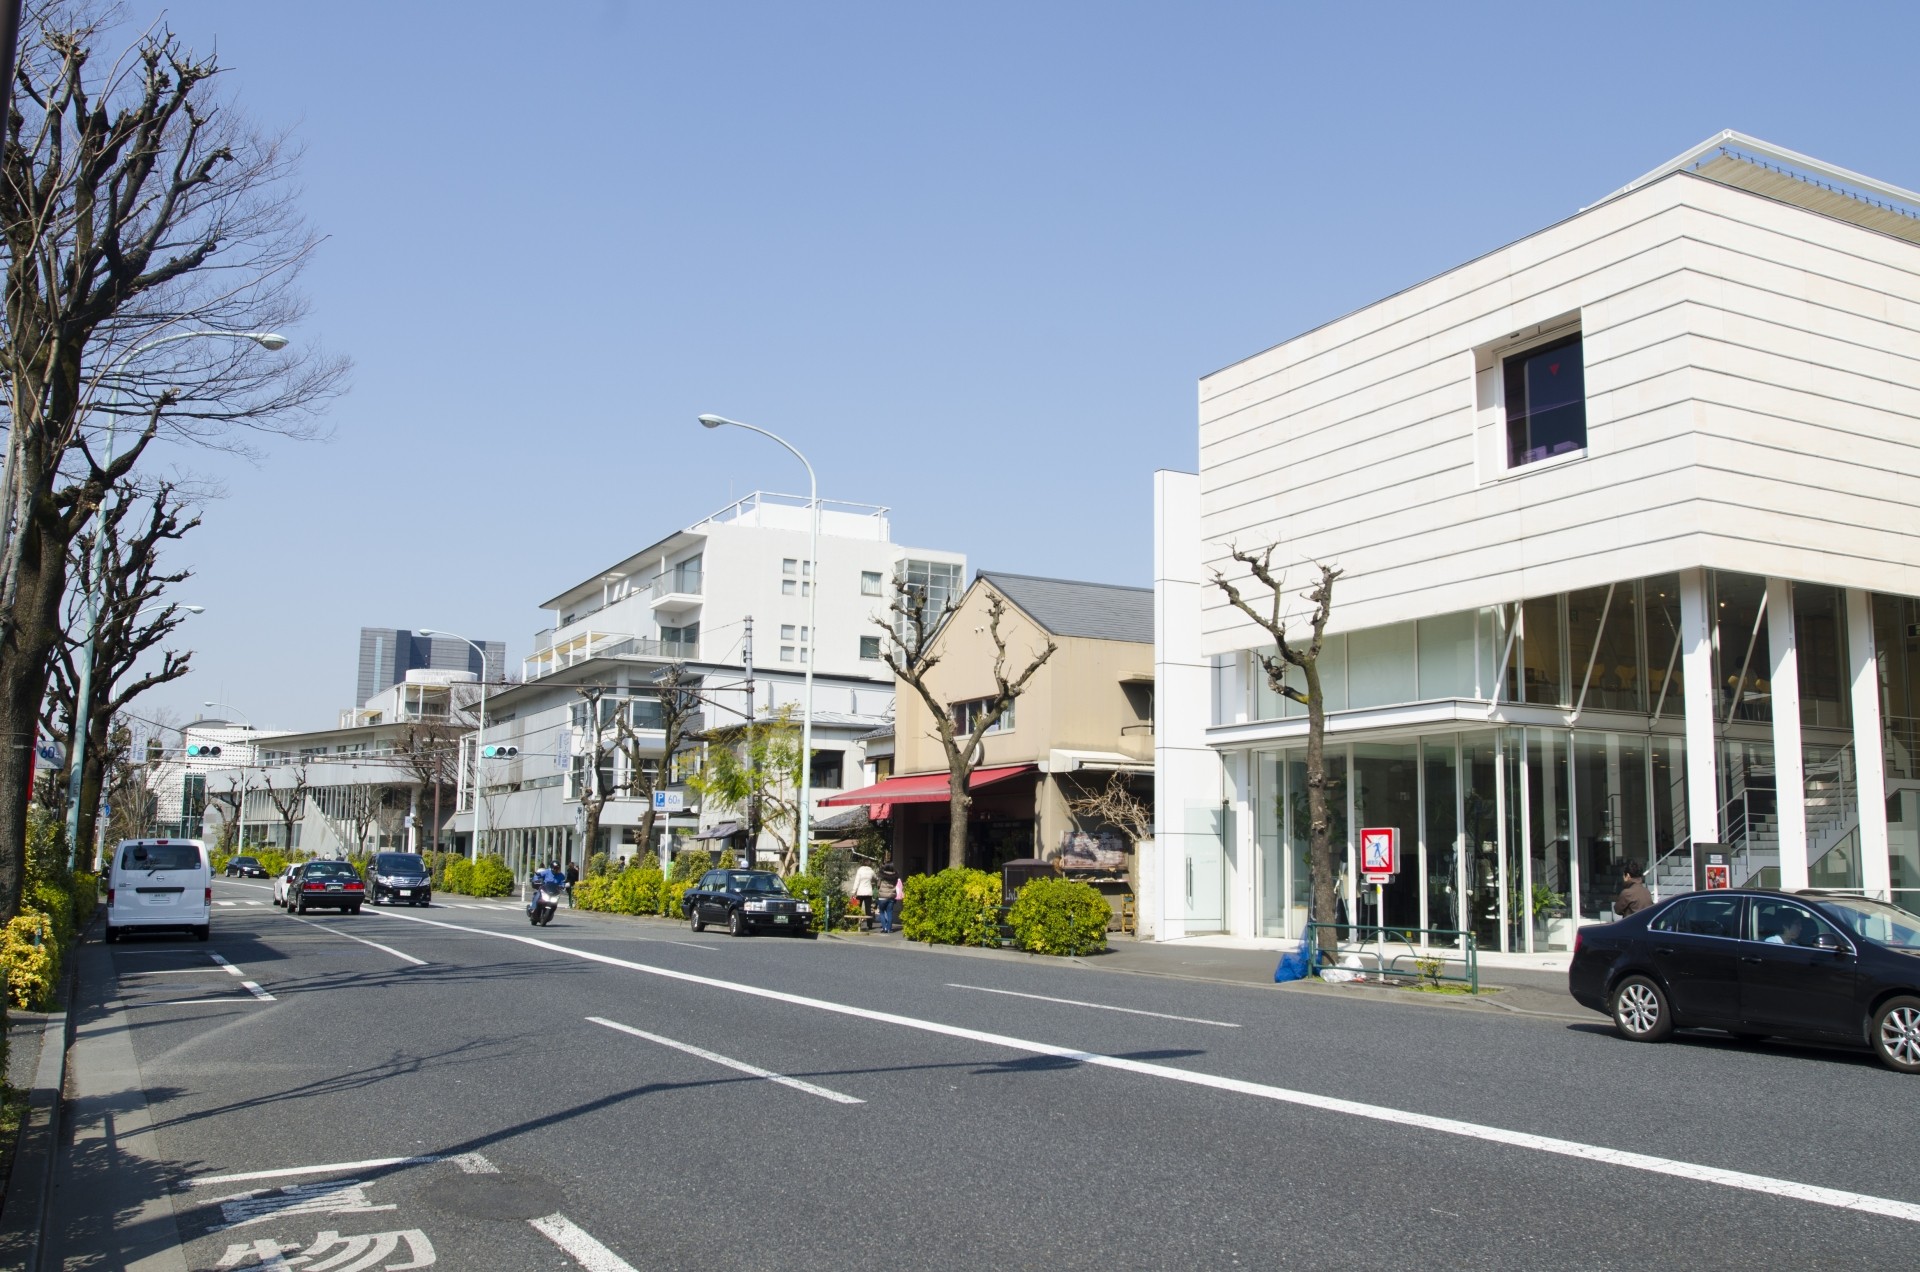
1359 827 1397 882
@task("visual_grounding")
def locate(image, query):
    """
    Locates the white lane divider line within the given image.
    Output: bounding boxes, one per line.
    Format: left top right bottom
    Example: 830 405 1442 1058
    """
240 980 275 1001
130 997 269 1009
209 953 246 977
529 1212 640 1272
947 983 1241 1028
215 900 237 907
186 1154 464 1188
449 1152 499 1174
370 907 1920 1227
588 1017 863 1105
284 913 428 966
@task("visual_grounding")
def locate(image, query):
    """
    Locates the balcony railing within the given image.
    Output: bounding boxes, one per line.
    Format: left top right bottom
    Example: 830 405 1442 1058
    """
524 632 698 680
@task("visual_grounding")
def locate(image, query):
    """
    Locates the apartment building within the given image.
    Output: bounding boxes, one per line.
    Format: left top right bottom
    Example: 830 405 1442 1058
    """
1155 132 1920 954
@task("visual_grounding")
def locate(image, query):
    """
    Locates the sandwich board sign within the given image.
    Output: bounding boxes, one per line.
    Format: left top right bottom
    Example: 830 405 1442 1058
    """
1359 827 1397 883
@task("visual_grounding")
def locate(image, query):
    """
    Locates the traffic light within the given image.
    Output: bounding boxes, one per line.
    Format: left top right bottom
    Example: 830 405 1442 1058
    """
186 743 222 758
481 744 519 759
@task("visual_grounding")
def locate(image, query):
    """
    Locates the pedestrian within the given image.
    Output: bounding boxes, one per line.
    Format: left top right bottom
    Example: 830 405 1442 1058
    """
1614 858 1654 917
877 862 900 933
851 859 877 928
564 859 579 907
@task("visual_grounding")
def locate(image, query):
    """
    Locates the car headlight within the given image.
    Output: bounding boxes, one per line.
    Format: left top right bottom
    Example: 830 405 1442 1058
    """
744 901 768 913
796 903 813 914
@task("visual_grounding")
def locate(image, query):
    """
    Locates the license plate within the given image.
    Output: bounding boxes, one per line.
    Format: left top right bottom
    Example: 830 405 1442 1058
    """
773 915 788 924
398 889 412 896
327 884 342 891
146 894 173 905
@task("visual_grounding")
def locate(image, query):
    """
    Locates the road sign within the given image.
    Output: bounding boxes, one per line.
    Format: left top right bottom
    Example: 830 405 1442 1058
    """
652 790 685 813
1359 827 1397 881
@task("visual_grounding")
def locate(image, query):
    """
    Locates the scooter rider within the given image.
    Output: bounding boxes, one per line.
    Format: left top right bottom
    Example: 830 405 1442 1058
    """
529 861 565 918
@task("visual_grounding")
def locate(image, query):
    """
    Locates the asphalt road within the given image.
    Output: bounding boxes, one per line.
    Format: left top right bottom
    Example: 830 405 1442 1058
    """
43 877 1920 1271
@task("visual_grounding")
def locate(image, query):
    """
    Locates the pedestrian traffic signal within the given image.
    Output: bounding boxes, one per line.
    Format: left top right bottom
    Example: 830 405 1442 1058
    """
186 743 222 757
481 744 519 758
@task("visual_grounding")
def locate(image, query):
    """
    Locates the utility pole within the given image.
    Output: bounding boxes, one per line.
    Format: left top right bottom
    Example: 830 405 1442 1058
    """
744 616 760 863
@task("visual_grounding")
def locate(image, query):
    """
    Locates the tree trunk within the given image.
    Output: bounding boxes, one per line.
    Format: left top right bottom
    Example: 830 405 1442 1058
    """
946 773 972 872
0 510 69 918
1303 657 1338 953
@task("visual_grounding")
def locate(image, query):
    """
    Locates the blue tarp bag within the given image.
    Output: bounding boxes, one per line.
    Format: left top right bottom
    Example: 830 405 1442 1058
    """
1274 933 1312 983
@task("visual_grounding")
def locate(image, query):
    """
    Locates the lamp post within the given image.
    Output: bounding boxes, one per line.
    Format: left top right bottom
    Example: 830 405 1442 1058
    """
200 695 252 848
419 629 491 860
202 699 251 729
62 328 286 866
697 414 819 872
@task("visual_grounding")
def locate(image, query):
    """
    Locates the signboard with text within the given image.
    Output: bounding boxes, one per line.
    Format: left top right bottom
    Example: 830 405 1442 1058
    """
1359 827 1398 882
652 790 686 813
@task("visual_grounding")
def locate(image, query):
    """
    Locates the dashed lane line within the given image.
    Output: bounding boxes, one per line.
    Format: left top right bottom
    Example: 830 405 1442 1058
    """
283 913 428 966
530 1212 641 1272
365 905 1920 1228
588 1017 863 1104
946 982 1241 1027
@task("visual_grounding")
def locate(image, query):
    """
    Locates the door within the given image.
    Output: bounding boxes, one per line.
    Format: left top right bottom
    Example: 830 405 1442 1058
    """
1645 894 1745 1025
1738 898 1863 1038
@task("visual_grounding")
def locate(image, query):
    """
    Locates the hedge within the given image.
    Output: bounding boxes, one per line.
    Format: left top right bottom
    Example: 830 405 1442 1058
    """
4 811 101 1009
900 867 1002 948
1006 877 1110 956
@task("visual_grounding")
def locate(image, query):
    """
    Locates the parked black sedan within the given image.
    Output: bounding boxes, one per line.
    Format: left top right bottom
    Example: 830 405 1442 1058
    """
1570 888 1920 1072
367 851 433 907
683 870 814 937
285 860 367 915
224 855 267 878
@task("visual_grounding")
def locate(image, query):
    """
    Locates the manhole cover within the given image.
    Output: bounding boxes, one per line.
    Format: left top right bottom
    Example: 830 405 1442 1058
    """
415 1172 563 1220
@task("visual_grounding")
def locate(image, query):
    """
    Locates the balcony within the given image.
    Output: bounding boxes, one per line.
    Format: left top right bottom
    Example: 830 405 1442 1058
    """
644 567 703 616
522 632 699 680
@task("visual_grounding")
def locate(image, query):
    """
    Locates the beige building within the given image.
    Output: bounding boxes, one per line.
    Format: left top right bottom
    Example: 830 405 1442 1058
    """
829 572 1154 881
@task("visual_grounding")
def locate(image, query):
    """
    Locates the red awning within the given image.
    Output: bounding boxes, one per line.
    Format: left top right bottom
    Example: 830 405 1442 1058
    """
819 764 1037 807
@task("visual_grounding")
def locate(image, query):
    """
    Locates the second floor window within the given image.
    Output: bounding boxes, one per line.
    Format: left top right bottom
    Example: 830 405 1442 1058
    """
953 697 1014 736
859 635 882 660
1504 332 1586 468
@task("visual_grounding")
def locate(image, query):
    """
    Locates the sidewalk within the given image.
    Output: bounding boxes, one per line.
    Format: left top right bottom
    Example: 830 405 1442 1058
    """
827 927 1589 1019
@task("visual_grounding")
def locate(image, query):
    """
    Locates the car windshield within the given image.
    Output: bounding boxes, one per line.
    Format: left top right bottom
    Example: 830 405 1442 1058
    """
121 843 199 871
303 862 358 880
232 856 259 866
375 854 426 874
731 873 787 895
1815 896 1920 949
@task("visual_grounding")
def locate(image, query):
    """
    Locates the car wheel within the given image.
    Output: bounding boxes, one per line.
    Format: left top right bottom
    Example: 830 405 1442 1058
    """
350 904 362 915
1611 975 1673 1043
193 924 210 942
292 898 305 916
1872 996 1920 1074
103 924 117 944
689 906 705 933
729 909 748 937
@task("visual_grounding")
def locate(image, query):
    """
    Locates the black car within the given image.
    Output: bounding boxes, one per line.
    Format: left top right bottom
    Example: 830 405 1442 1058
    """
367 851 433 907
285 860 367 915
683 870 814 937
224 855 267 878
1570 888 1920 1073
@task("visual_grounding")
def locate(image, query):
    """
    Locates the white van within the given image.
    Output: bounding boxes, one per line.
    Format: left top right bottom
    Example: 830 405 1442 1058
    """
105 838 212 943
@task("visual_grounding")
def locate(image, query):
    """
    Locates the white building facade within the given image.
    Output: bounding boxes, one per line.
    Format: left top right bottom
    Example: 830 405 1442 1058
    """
452 492 964 870
1155 133 1920 955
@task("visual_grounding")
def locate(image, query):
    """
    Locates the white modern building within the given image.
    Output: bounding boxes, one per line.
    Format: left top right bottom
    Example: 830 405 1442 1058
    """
1154 132 1920 956
148 718 284 838
451 491 964 870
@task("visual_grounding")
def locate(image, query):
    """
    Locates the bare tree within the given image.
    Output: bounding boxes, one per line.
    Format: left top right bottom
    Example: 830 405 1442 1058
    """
880 582 1056 872
688 706 804 871
572 684 620 868
1212 547 1341 950
0 8 348 917
40 479 200 857
207 772 246 851
261 762 309 855
392 684 479 854
1064 771 1154 848
318 782 381 858
614 664 700 865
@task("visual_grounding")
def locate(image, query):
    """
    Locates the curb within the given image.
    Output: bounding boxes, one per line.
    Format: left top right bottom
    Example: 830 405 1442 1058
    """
0 916 84 1272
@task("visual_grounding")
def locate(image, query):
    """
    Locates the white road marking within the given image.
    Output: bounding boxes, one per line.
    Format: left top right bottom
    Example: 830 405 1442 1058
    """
947 982 1241 1027
370 907 1920 1226
210 953 246 977
449 1152 499 1174
187 1154 465 1188
284 913 428 966
123 967 226 976
129 998 268 1008
588 1016 863 1104
529 1212 640 1272
240 980 275 1001
210 1179 394 1230
215 901 237 907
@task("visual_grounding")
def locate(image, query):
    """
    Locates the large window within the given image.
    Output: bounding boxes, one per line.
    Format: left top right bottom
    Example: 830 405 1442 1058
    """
1504 332 1586 467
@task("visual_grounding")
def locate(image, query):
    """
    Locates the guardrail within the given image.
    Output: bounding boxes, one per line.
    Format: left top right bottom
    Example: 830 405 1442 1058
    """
1302 922 1480 994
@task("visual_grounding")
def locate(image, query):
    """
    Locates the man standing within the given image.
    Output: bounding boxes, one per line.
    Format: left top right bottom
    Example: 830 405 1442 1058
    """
564 859 579 907
1613 859 1654 917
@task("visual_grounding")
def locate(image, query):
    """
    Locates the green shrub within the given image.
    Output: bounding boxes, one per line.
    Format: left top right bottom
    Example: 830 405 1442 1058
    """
573 876 617 911
668 848 711 883
1007 878 1110 956
785 873 825 930
26 882 73 953
608 867 657 915
586 852 611 878
716 848 737 869
69 872 98 926
210 850 232 875
2 913 56 1009
468 855 513 897
257 850 290 877
902 868 1002 947
659 879 692 918
440 856 473 894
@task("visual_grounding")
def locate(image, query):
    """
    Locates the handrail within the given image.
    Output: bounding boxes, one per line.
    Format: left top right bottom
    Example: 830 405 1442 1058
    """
1303 922 1479 994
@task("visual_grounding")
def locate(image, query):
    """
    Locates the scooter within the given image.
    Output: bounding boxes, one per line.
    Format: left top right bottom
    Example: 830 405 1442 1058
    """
528 877 563 927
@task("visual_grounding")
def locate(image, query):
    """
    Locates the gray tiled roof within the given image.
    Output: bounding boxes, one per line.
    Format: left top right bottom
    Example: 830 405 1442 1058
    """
979 572 1153 645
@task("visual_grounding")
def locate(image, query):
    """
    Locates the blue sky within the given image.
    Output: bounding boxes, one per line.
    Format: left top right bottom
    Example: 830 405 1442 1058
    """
138 0 1920 730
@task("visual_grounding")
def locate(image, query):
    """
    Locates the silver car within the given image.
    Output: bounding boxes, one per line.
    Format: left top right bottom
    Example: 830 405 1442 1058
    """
272 863 300 908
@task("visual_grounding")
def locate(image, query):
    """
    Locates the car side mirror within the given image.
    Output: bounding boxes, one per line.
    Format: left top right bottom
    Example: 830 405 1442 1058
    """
1816 933 1847 954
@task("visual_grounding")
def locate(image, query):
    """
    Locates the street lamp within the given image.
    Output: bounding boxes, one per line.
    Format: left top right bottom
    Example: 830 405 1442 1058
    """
201 698 249 729
697 414 819 872
419 628 491 860
63 327 287 866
